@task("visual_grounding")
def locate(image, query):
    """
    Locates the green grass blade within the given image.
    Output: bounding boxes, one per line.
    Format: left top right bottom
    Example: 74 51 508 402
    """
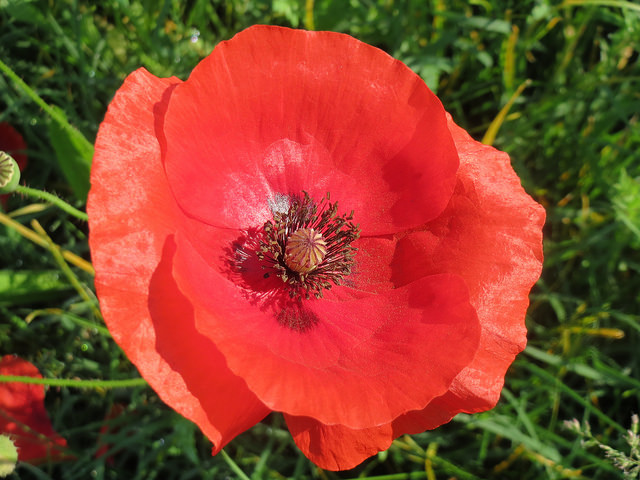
0 58 93 201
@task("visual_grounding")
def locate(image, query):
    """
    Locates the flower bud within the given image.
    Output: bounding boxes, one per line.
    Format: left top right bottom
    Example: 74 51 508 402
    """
0 435 18 477
0 151 20 194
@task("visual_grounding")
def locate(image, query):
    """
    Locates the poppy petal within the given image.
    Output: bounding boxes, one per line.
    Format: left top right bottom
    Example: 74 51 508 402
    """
163 25 458 235
285 414 394 471
0 356 69 463
284 379 476 471
285 362 491 471
388 115 545 419
283 390 475 471
87 68 269 453
349 236 396 293
149 236 270 452
172 228 481 428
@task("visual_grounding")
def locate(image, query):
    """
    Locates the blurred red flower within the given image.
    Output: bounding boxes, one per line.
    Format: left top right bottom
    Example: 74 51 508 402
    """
0 122 27 208
0 355 70 464
95 403 126 464
88 26 544 470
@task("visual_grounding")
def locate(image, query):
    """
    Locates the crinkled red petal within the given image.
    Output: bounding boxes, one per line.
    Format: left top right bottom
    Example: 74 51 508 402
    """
285 414 394 471
172 228 481 429
0 355 69 463
284 391 463 471
163 25 458 236
390 115 545 423
87 68 269 453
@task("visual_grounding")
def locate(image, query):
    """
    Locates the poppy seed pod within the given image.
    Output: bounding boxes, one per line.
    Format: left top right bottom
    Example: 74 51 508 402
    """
0 123 28 207
0 152 20 194
0 435 18 477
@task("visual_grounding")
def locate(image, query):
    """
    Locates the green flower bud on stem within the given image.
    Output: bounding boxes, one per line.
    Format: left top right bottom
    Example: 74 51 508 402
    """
0 151 21 194
0 434 18 477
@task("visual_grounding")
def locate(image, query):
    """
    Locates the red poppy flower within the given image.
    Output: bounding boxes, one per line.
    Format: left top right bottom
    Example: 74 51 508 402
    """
88 25 544 470
0 122 27 208
0 355 70 464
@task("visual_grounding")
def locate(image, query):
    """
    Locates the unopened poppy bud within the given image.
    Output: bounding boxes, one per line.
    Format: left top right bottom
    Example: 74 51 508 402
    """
0 151 20 194
0 435 18 477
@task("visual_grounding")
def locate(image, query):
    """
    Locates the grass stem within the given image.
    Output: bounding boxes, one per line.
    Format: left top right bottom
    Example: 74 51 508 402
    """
14 185 88 221
0 375 147 389
0 210 94 275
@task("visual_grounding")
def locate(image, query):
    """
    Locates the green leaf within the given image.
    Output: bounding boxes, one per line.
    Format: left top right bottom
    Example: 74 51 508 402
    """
468 415 562 462
272 0 302 27
613 169 640 248
0 0 45 25
48 106 94 202
0 269 73 306
0 57 94 202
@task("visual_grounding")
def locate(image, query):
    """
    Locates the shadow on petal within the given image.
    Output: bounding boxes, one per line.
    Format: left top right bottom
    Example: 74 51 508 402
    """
149 235 270 453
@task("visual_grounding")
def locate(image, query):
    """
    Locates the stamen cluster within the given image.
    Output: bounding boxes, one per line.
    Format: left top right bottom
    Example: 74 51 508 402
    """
258 192 360 299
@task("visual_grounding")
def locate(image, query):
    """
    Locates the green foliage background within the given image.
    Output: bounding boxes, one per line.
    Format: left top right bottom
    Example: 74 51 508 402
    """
1 0 639 478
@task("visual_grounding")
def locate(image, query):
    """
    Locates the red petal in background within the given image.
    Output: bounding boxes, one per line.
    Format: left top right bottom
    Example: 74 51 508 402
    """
95 403 126 463
87 68 269 454
0 122 27 208
0 122 27 171
163 25 459 235
0 355 69 464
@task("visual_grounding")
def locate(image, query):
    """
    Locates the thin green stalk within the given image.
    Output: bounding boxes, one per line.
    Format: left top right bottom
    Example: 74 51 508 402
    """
30 219 102 319
482 79 531 146
0 57 83 136
61 311 111 337
426 451 483 480
24 308 110 336
220 449 251 480
14 185 88 221
291 454 307 479
0 375 147 389
251 428 275 479
344 473 428 480
521 360 626 434
0 210 95 275
561 0 640 12
304 0 315 30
